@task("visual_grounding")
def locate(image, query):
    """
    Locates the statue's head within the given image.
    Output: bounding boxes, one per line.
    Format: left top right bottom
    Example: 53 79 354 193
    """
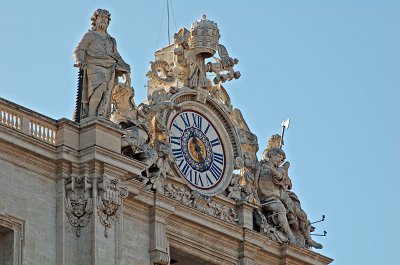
91 9 111 33
261 134 285 163
263 147 286 166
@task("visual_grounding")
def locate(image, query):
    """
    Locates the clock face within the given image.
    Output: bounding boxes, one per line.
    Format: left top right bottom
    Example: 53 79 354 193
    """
169 110 226 192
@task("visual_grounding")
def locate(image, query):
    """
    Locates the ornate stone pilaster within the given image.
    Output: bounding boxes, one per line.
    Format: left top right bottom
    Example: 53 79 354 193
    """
62 160 131 265
149 194 176 265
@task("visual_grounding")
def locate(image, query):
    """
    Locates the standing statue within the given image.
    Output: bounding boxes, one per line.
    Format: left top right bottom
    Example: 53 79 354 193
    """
254 135 323 249
73 9 131 120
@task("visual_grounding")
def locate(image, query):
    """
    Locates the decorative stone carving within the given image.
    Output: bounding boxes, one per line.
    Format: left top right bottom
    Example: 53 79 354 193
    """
164 183 193 206
225 107 260 205
148 59 176 84
146 15 240 108
97 177 128 237
227 155 259 204
164 184 238 224
151 250 170 265
227 173 256 204
64 175 93 237
110 83 180 168
253 210 287 244
231 108 259 165
173 15 240 91
73 9 131 121
142 140 174 194
254 135 322 249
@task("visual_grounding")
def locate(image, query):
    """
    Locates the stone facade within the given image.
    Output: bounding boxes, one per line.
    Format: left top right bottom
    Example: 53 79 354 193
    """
0 10 332 265
0 97 332 265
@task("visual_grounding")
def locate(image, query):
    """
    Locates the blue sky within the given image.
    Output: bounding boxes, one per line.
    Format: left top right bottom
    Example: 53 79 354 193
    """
1 1 399 264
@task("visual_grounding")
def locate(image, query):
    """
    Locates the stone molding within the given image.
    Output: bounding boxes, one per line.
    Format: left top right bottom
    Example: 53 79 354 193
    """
0 213 25 265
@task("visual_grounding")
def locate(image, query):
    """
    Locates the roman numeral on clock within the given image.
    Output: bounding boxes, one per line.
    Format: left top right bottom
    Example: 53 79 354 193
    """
192 113 202 129
186 169 193 182
172 122 183 133
179 160 191 176
210 138 221 147
170 136 181 146
209 163 222 181
204 124 210 135
172 148 183 160
180 113 191 128
206 174 214 186
194 171 204 187
213 152 224 165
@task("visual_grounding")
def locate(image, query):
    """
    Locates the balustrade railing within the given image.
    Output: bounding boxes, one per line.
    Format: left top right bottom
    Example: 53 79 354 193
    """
0 99 57 145
29 119 57 144
0 109 21 130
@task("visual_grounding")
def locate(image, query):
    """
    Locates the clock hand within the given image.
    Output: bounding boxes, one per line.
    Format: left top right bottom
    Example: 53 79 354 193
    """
192 133 205 163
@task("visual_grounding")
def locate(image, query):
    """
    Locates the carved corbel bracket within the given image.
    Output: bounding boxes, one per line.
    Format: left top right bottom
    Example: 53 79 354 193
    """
64 174 93 237
97 177 128 237
150 249 170 265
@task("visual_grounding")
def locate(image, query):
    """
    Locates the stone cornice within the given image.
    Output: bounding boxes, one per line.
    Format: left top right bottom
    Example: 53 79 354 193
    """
0 123 57 159
77 146 147 176
0 138 56 179
280 243 333 265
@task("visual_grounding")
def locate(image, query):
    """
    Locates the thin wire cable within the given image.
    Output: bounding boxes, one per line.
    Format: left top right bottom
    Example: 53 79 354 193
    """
155 0 167 50
167 0 170 45
169 0 178 31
